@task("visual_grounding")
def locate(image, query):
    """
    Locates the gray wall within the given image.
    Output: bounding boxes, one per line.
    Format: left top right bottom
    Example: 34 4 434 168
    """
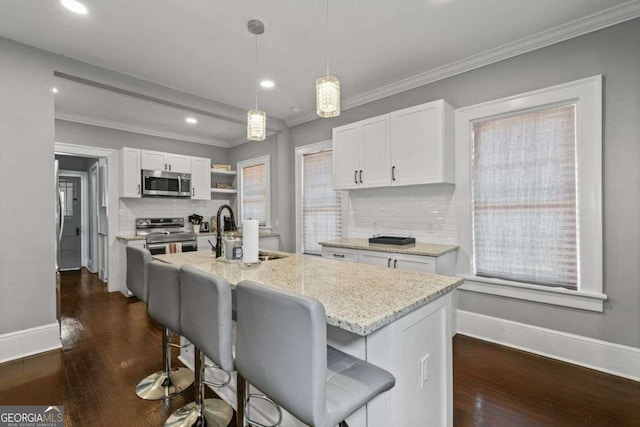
56 120 229 163
228 131 294 251
0 38 56 335
290 19 640 348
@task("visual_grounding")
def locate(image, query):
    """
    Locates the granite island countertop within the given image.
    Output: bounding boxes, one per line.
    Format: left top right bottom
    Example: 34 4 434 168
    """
320 237 458 257
153 251 462 336
117 230 279 242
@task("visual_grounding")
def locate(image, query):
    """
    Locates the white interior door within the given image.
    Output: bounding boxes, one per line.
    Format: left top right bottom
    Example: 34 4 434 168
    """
59 176 82 271
88 165 98 273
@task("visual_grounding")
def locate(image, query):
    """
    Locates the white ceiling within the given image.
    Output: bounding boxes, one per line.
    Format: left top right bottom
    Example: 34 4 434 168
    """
1 0 638 133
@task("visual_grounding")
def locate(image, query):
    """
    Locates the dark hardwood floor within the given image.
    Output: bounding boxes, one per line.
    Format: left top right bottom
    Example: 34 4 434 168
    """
1 269 639 426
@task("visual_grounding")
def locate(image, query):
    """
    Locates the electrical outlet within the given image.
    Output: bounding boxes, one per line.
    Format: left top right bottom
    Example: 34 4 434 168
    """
420 355 430 388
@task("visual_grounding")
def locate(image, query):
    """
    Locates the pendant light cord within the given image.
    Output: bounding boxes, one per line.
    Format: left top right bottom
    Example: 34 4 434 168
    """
255 34 258 110
325 0 330 76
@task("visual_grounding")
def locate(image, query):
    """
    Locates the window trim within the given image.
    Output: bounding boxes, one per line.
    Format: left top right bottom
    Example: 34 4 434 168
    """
237 155 271 228
295 140 346 254
455 75 606 311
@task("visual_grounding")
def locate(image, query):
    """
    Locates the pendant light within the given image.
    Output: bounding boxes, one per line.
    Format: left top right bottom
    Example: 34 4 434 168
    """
247 19 266 141
316 0 340 118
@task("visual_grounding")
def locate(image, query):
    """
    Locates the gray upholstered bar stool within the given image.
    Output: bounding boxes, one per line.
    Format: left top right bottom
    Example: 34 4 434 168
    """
235 281 396 427
126 247 194 400
165 265 235 427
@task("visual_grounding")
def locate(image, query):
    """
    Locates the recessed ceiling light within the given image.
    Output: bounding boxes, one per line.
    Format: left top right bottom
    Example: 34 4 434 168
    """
52 87 59 94
185 117 198 124
60 0 88 15
260 80 275 89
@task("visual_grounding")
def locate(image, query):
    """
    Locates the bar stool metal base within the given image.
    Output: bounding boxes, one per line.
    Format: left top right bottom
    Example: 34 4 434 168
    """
136 367 194 400
164 399 233 427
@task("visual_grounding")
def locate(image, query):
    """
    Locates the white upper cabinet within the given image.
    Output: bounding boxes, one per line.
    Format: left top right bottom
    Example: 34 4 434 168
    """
140 150 166 171
332 99 454 190
332 123 361 190
332 115 390 190
141 150 192 173
390 99 454 185
120 147 141 198
190 156 211 200
167 153 191 173
360 116 391 188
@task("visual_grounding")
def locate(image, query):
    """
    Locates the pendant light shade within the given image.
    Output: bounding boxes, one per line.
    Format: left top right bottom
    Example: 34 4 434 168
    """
247 19 266 142
316 75 340 118
247 109 266 141
316 0 340 118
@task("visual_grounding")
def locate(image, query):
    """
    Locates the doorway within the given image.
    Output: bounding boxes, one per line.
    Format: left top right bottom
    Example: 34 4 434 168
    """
56 154 107 278
58 175 82 270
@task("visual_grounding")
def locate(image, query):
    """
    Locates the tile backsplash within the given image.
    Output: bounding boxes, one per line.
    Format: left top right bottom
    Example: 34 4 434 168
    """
346 184 458 244
119 198 232 234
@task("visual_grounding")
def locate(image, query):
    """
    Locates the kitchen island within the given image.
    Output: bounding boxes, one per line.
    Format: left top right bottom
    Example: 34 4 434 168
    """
155 250 462 427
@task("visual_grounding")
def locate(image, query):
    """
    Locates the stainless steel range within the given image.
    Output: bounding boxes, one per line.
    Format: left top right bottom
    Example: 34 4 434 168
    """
136 217 197 255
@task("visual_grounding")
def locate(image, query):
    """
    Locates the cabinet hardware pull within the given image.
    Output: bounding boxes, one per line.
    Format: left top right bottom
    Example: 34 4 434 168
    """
192 187 195 197
333 253 345 258
164 163 167 170
392 166 396 181
393 259 398 268
359 170 363 183
355 170 358 184
387 258 391 268
137 184 141 194
169 164 172 171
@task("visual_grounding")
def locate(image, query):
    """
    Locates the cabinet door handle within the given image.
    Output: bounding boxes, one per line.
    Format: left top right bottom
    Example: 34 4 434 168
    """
359 170 363 183
355 170 358 184
393 259 398 268
192 187 195 197
169 164 172 171
164 163 167 171
137 184 141 195
387 258 391 268
333 253 345 258
392 166 396 181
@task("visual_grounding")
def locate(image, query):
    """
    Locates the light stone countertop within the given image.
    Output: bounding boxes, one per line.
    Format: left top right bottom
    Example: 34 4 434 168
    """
153 251 462 336
117 230 279 242
320 237 459 257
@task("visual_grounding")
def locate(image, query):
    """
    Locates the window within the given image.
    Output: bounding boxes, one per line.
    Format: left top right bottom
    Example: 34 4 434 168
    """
238 155 270 227
472 105 577 289
59 180 75 217
295 141 343 254
456 76 605 311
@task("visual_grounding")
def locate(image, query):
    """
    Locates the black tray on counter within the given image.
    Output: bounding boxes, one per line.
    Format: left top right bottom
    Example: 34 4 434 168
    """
368 236 416 245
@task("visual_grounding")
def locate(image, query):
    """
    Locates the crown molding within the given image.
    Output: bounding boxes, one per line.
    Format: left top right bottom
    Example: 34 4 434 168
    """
286 0 640 127
55 111 233 147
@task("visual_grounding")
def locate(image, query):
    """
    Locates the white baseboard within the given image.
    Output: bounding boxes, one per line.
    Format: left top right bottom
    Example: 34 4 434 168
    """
457 310 640 382
0 322 62 364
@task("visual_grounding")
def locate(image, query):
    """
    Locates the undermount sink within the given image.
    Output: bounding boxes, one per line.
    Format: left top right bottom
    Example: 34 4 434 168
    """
258 251 288 261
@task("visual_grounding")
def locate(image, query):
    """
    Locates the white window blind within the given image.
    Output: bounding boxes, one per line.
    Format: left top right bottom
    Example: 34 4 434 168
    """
472 105 578 289
302 150 342 254
241 163 268 226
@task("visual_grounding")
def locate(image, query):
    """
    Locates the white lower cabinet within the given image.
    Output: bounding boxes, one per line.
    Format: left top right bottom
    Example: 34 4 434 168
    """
323 247 455 275
359 250 436 273
321 247 359 262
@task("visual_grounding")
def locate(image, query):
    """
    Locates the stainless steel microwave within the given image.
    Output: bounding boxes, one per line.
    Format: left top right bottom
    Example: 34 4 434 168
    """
141 169 191 198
